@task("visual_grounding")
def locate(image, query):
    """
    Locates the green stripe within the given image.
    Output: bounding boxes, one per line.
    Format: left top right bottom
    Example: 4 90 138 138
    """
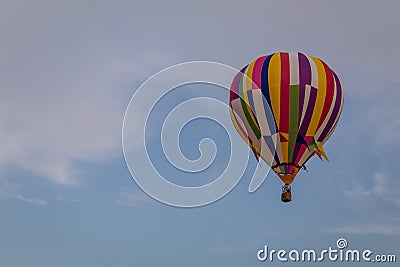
288 85 299 161
309 137 318 149
239 72 261 139
280 166 285 173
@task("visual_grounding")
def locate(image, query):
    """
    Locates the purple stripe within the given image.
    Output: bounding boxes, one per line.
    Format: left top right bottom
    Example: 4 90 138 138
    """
298 53 311 122
291 86 318 161
231 75 240 99
299 86 318 134
230 67 246 100
318 71 343 142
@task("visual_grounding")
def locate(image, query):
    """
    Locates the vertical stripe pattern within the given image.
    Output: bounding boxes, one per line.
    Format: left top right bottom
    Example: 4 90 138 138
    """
230 52 343 184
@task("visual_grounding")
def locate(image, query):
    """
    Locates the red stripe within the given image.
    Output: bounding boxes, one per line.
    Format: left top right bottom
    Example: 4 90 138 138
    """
279 52 290 133
317 62 334 128
252 56 267 89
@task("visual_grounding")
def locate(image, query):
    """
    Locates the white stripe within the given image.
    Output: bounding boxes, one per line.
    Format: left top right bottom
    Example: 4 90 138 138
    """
298 149 315 166
231 99 261 147
252 89 271 136
307 55 318 88
314 77 338 140
273 132 283 164
231 99 248 137
300 84 311 125
260 136 277 167
321 77 344 144
289 52 299 85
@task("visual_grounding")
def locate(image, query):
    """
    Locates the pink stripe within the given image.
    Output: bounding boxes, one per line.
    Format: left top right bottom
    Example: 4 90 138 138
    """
252 56 267 89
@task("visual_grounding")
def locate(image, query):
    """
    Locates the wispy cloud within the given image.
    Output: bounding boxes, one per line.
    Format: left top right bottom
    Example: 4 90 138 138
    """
367 80 400 148
116 190 154 207
12 194 47 205
56 195 80 203
372 172 400 206
0 177 16 199
344 171 400 206
0 34 174 186
343 187 371 198
332 224 400 236
1 1 399 188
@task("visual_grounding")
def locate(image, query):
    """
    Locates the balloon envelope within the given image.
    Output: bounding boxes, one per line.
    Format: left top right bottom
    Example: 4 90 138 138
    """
230 52 343 184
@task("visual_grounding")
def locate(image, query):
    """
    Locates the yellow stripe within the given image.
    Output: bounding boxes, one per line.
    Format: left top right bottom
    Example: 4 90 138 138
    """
241 65 259 131
279 133 289 162
280 132 289 140
268 53 281 129
318 144 329 162
306 57 326 136
246 60 256 90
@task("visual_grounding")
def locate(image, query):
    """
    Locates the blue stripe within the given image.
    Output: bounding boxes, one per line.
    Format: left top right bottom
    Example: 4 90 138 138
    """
247 90 256 115
260 54 278 131
263 136 280 165
261 94 277 135
261 54 273 107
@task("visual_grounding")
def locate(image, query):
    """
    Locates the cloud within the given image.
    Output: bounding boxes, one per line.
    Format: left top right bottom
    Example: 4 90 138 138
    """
366 80 400 148
116 190 154 207
344 171 400 206
333 224 400 236
338 171 400 237
0 49 173 185
0 2 175 185
338 76 400 208
0 177 16 199
11 194 47 205
1 1 399 188
372 172 400 206
343 187 371 198
56 195 81 203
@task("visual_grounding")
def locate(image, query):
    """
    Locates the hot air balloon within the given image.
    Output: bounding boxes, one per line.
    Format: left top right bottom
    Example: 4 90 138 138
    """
229 52 343 202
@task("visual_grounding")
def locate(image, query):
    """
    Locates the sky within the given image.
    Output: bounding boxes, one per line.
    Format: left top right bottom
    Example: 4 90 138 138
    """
0 0 399 266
